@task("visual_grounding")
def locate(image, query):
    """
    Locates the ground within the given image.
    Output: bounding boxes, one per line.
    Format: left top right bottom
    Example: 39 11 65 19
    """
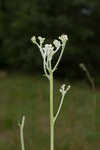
0 73 99 150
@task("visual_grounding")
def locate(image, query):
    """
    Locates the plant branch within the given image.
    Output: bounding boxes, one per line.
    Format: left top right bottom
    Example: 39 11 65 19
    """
19 116 25 150
54 94 65 124
43 60 49 79
53 44 66 72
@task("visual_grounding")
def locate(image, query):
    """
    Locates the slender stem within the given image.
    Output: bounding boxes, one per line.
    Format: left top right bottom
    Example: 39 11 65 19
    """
53 43 66 72
49 71 54 150
43 60 49 79
85 69 95 91
79 63 95 91
54 94 65 124
80 63 96 130
20 116 25 150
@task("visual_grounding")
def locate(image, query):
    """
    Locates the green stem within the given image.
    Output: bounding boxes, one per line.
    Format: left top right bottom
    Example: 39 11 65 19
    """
54 94 65 124
20 116 25 150
53 43 66 72
49 71 54 150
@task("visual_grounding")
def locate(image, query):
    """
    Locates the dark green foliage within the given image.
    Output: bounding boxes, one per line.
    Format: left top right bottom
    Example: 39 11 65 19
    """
0 0 100 77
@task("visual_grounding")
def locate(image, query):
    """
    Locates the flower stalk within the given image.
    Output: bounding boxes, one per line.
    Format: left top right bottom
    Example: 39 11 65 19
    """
31 34 70 150
49 71 54 150
19 116 25 150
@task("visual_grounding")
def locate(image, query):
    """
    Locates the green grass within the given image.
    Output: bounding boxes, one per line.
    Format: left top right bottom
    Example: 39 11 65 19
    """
0 74 99 150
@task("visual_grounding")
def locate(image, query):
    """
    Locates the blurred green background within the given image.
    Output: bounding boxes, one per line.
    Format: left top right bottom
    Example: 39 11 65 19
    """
0 74 99 150
0 0 99 150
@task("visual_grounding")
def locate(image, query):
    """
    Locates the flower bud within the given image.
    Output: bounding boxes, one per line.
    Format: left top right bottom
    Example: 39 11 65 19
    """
60 84 70 95
38 36 45 45
31 36 36 43
53 40 61 49
59 34 68 43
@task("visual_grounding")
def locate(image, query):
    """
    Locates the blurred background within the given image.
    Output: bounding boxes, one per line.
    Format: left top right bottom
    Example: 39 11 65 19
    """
0 0 99 150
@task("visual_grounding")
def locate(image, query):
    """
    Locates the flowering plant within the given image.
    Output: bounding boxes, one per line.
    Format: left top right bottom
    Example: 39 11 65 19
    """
31 35 68 77
19 35 70 150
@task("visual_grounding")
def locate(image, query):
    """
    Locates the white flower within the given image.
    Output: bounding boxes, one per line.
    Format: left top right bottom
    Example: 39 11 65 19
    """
44 44 53 50
38 36 45 45
59 34 68 43
53 40 61 49
60 84 65 93
66 85 71 92
31 35 68 72
60 84 70 95
31 36 36 43
43 44 54 61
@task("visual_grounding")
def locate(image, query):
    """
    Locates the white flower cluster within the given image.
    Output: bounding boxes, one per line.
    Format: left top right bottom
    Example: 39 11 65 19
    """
60 84 71 95
59 35 68 44
31 34 68 73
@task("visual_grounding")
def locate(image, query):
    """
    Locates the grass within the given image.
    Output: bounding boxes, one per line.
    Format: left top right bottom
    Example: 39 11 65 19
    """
0 73 99 150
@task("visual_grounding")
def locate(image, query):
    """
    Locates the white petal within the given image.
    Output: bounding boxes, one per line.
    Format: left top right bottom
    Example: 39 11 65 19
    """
31 36 36 43
66 85 71 92
53 40 61 48
59 34 68 42
38 36 45 44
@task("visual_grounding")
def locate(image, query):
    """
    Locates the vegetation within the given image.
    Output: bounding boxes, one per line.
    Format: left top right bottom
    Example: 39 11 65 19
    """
0 0 99 149
31 34 70 150
0 74 99 150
